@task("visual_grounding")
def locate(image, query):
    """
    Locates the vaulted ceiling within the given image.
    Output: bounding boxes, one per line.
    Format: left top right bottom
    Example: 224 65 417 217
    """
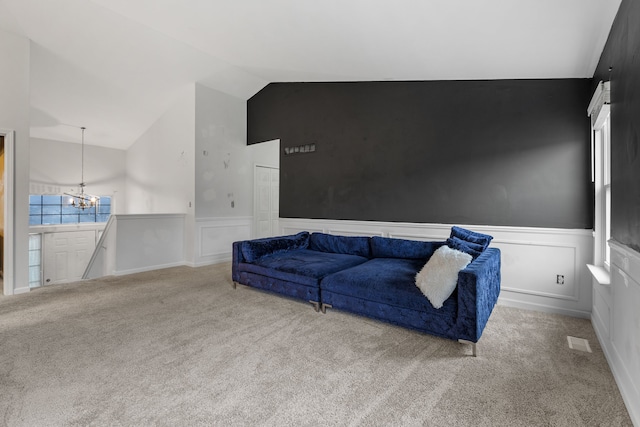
0 0 622 149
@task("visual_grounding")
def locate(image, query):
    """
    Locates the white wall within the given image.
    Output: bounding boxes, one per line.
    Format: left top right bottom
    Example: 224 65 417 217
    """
194 83 250 218
0 30 30 294
30 137 127 212
592 241 640 425
126 84 195 262
193 84 279 265
114 214 185 275
251 138 280 169
121 83 278 267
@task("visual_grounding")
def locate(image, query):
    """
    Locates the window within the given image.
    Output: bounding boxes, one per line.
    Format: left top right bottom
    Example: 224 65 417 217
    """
588 81 611 272
29 195 111 226
602 115 612 269
28 233 42 288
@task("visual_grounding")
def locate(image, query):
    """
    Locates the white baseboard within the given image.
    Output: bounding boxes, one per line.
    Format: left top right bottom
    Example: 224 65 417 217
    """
193 254 232 267
193 217 595 320
498 296 591 319
594 241 640 426
114 261 187 276
279 218 594 318
114 214 186 275
13 286 31 295
592 312 640 427
195 217 251 266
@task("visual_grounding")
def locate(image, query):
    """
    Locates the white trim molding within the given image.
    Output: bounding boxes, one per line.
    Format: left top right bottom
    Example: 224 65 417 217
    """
195 216 252 266
114 261 187 277
84 213 187 278
279 218 594 318
592 240 640 426
1 129 14 296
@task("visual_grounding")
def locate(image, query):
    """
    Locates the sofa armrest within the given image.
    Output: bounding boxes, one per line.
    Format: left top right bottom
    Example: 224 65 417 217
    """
232 232 311 282
231 241 245 282
455 247 501 342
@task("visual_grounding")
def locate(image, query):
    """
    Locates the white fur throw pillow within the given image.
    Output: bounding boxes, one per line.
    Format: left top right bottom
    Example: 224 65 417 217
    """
415 245 473 309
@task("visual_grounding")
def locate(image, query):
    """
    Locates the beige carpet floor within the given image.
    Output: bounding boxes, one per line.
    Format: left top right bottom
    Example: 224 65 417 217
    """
0 263 633 426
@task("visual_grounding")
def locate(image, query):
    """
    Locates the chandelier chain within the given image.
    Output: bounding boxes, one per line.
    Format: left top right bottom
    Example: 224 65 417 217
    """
81 126 85 186
64 126 99 210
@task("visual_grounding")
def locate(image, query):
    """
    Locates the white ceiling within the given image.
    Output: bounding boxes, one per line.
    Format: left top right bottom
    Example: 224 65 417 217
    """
0 0 622 150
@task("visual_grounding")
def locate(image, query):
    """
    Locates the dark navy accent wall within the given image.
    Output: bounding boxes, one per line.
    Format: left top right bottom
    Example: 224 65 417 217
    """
593 0 640 253
248 79 592 229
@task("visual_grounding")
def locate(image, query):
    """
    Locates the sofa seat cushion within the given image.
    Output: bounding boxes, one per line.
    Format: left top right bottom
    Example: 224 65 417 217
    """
321 258 457 316
249 249 370 287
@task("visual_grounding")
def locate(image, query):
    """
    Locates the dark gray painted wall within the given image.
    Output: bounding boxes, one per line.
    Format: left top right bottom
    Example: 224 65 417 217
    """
593 0 640 253
248 79 592 229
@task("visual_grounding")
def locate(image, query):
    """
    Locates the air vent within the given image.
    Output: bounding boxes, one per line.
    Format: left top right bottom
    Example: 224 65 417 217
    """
567 336 592 353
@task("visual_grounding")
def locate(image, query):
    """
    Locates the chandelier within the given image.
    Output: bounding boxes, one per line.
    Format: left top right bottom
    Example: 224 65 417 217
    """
65 127 99 210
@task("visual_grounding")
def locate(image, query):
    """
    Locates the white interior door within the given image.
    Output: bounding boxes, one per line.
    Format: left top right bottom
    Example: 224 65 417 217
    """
43 230 96 285
254 165 279 238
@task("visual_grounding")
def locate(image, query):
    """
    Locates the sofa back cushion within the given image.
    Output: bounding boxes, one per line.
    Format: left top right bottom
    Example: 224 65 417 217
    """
241 232 309 263
370 236 444 260
450 226 493 250
446 236 484 259
309 233 371 258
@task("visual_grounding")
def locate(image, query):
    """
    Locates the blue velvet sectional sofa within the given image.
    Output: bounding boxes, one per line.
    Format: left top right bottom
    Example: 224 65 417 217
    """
232 228 501 355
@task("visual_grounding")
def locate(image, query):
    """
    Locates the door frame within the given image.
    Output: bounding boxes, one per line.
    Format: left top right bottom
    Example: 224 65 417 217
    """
253 164 279 239
0 129 15 295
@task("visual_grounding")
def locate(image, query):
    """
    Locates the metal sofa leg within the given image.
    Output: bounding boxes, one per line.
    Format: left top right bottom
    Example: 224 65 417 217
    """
309 301 321 312
233 281 238 289
458 339 477 357
320 303 332 314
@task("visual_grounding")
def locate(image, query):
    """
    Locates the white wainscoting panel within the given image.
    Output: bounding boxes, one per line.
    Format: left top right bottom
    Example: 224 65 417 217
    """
592 280 612 339
195 217 252 266
496 240 578 301
594 241 640 426
279 218 594 317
